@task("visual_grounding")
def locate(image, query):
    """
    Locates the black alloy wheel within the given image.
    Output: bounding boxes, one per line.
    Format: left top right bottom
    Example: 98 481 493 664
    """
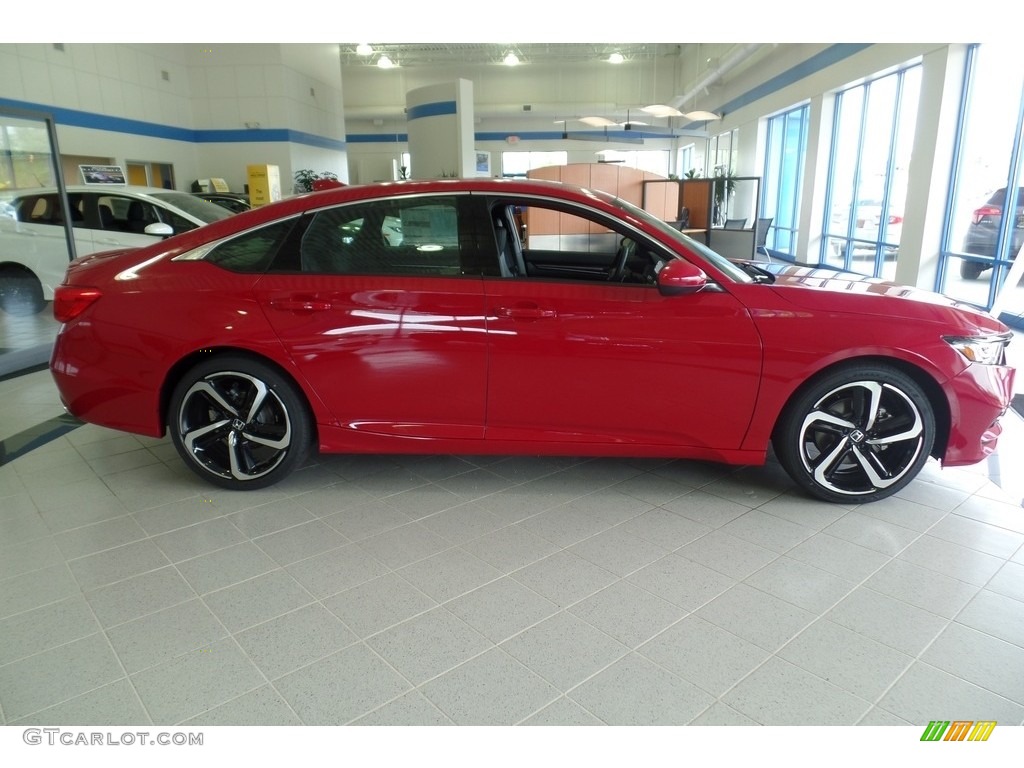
774 364 935 503
168 356 312 490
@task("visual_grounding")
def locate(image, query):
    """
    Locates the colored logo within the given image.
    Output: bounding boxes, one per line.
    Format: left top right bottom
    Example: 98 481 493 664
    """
920 721 997 741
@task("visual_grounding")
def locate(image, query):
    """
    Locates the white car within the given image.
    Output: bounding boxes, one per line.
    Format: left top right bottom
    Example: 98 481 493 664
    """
0 186 232 314
828 199 904 260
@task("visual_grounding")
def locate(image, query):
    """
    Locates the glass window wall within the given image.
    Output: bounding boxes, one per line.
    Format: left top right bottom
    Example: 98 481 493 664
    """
939 44 1024 315
761 104 809 258
0 109 68 380
821 65 921 280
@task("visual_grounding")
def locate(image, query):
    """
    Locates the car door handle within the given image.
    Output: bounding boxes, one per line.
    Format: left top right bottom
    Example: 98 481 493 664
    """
270 298 333 312
496 305 556 320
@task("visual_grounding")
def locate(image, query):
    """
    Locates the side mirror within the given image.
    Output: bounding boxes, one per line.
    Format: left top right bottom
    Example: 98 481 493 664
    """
656 258 709 296
144 222 174 238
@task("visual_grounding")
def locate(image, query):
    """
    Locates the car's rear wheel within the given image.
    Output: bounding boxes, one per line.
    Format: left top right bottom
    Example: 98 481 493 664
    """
168 356 313 490
773 364 935 503
0 267 46 315
960 260 985 280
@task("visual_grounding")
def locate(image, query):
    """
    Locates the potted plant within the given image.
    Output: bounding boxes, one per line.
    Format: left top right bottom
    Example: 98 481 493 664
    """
712 165 737 226
293 169 339 194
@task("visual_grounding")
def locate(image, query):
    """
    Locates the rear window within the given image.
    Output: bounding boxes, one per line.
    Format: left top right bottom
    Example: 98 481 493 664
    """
987 187 1024 208
203 219 296 273
150 192 234 224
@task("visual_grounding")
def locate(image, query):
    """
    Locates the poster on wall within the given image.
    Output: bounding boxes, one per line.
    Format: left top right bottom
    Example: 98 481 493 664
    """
475 152 491 177
80 165 126 184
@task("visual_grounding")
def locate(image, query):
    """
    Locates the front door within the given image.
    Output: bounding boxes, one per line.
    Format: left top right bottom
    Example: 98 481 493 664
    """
481 198 763 450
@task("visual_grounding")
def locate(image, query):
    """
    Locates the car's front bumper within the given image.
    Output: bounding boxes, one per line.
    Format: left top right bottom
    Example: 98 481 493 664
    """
943 360 1016 466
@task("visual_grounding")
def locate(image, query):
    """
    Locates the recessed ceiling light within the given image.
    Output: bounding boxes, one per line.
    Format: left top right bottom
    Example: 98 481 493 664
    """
377 55 395 69
503 52 520 66
356 44 373 56
607 52 624 64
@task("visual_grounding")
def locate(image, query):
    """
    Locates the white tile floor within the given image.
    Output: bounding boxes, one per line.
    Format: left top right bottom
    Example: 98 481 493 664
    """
0 364 1023 726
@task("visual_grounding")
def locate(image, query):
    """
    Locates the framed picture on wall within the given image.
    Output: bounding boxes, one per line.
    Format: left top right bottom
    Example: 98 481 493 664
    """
475 152 491 176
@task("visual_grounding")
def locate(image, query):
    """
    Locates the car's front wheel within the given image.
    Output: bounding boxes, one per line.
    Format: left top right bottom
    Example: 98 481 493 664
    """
773 364 935 503
168 356 313 490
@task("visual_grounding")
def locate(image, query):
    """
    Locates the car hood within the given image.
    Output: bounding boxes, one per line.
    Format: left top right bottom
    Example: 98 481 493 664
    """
759 263 1008 333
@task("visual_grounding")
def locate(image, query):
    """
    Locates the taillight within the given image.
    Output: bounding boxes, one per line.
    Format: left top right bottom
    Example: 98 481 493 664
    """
972 204 1001 225
888 214 903 225
53 285 101 323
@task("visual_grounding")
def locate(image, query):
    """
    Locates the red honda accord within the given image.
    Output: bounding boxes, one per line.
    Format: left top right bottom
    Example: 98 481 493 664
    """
50 179 1016 502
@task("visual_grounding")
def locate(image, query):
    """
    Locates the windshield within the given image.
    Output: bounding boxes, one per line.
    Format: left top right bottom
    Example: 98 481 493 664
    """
151 192 234 224
607 195 754 284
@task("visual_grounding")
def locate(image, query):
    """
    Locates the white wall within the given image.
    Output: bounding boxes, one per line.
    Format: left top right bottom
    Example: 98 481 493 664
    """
0 43 349 194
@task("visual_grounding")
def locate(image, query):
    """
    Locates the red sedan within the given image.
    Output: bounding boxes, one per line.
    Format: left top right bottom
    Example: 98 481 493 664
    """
50 179 1016 502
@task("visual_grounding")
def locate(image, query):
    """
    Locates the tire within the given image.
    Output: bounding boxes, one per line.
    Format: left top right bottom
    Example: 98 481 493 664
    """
168 356 313 490
960 260 985 280
773 364 935 503
0 269 46 316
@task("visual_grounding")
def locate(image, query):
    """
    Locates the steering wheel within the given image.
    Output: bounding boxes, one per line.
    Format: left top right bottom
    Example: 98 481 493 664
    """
608 237 636 282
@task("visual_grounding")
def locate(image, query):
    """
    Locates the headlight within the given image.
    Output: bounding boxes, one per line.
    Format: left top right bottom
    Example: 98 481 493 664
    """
943 333 1012 365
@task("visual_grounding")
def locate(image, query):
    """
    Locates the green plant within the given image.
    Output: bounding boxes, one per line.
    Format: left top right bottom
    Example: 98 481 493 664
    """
712 166 736 205
293 169 338 193
683 168 702 179
712 165 737 225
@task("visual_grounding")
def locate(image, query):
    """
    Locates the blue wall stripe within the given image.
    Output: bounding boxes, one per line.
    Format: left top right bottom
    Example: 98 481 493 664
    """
711 44 873 118
406 100 458 121
0 96 346 150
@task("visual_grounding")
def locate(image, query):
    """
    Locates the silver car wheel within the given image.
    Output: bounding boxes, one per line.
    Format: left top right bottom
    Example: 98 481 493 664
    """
175 370 293 483
796 379 925 497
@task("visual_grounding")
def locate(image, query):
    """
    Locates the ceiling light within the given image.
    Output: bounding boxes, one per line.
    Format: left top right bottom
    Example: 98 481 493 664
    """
356 44 373 56
682 110 721 121
642 104 684 118
579 116 617 127
607 52 624 64
377 55 395 69
503 52 520 66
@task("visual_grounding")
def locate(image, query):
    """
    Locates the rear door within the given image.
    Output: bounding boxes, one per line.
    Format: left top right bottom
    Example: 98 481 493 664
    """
253 194 493 441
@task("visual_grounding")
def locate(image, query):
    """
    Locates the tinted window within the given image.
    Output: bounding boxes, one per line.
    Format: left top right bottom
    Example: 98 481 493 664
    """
299 197 466 276
150 192 234 224
97 195 162 234
204 220 295 273
16 193 85 226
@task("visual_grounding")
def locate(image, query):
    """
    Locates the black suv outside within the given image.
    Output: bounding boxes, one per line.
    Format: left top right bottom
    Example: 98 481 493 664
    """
961 186 1024 279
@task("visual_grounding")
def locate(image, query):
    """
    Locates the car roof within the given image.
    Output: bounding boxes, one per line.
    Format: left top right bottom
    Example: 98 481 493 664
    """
7 185 195 198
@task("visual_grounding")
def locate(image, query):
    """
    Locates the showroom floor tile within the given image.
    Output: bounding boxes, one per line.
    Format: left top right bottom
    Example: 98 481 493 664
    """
0 367 1023 726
